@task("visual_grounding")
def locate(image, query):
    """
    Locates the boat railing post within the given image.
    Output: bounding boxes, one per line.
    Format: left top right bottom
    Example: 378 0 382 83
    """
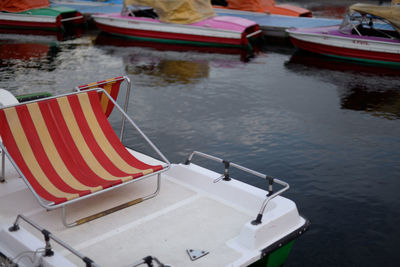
1 146 4 182
251 178 290 225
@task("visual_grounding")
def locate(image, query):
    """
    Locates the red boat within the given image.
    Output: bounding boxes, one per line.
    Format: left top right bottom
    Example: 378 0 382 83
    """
0 0 85 31
92 0 263 49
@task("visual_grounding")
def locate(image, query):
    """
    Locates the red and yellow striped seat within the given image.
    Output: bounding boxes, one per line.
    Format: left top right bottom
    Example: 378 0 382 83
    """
77 76 124 118
0 91 162 206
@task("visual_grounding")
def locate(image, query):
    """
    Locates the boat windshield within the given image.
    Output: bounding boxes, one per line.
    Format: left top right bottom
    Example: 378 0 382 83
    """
339 5 400 40
122 0 216 24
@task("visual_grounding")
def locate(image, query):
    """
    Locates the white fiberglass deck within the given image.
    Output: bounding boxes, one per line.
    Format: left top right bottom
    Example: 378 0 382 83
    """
0 149 305 267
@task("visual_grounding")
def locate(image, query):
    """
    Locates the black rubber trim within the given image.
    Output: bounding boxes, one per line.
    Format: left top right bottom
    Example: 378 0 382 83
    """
260 217 311 258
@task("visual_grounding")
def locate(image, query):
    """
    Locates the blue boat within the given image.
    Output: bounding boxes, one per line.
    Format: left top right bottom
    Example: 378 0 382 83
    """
215 8 341 38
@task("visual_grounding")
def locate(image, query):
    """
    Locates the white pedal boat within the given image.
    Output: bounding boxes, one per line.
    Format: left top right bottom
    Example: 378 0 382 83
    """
0 77 309 267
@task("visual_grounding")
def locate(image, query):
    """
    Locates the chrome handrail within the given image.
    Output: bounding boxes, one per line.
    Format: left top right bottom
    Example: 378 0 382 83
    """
8 214 98 267
184 151 289 225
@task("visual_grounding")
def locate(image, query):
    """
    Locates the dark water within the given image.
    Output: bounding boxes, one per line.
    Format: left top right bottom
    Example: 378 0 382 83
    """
1 1 400 266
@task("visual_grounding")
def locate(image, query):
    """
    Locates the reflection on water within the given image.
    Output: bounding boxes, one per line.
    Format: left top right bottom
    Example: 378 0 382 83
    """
0 37 61 79
342 85 400 120
95 32 256 62
285 50 400 120
0 25 85 41
124 56 209 84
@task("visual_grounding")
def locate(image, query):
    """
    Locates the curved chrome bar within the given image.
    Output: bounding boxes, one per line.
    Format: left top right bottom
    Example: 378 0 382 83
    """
184 151 290 225
252 178 290 225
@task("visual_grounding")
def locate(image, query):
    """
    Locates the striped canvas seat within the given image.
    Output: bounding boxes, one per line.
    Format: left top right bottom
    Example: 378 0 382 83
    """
0 91 163 207
76 76 126 118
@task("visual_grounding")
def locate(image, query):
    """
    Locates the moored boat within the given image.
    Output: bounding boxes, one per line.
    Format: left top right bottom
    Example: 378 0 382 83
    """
212 0 312 17
286 2 400 65
0 0 85 31
92 0 263 49
0 76 309 266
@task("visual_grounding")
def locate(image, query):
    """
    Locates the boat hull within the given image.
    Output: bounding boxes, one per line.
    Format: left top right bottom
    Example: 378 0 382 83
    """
0 7 85 31
287 26 400 65
92 14 262 48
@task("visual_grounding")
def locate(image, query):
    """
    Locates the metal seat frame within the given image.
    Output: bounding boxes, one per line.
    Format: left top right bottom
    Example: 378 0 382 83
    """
0 88 170 227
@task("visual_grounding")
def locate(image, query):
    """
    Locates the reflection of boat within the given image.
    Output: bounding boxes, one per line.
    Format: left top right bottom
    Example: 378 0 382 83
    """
123 55 210 84
0 81 309 266
0 26 84 41
285 50 400 120
287 2 400 65
0 0 85 31
92 0 263 49
95 32 257 61
0 33 66 69
341 85 400 120
213 0 312 17
0 41 51 61
287 50 400 75
0 38 61 71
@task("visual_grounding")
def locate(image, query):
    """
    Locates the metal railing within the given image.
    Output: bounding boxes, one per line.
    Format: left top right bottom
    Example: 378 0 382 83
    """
8 214 98 267
8 214 171 267
184 151 289 225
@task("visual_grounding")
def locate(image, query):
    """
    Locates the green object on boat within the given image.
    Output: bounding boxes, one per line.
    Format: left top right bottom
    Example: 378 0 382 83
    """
249 240 295 267
16 6 78 16
16 92 52 103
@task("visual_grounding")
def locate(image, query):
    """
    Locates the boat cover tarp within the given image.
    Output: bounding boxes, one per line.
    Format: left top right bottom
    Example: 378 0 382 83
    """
227 0 274 12
123 0 216 24
350 3 400 33
0 0 49 12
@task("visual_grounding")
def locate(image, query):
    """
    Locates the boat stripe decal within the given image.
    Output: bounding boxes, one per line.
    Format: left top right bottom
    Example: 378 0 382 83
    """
26 103 103 194
55 95 132 182
2 107 79 201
